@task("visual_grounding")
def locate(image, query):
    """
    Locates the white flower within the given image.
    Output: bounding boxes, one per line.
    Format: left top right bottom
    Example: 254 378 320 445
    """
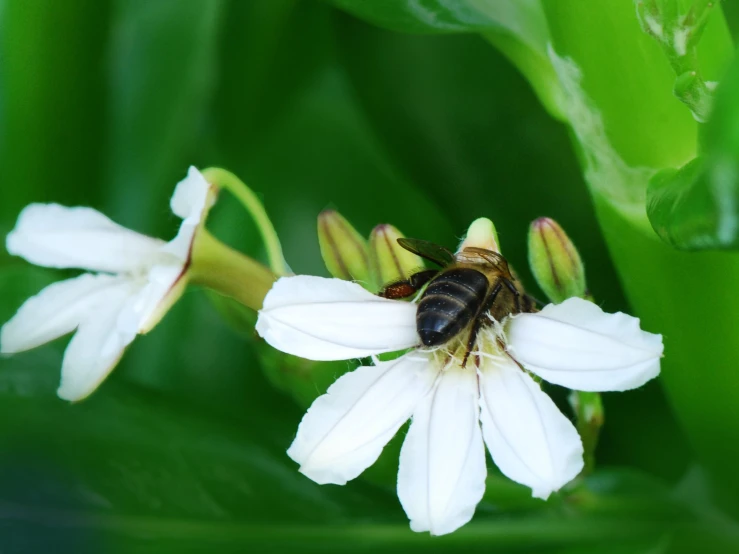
1 167 214 401
256 275 663 536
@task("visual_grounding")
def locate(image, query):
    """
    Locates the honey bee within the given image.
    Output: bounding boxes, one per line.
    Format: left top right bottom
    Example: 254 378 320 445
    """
379 238 536 366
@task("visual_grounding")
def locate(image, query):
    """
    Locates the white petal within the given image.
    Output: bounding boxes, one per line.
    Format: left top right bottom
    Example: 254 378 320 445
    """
398 366 486 536
6 204 164 273
507 297 663 392
57 281 141 401
109 168 211 333
170 166 213 220
256 276 418 360
1 274 130 354
162 166 214 262
287 352 438 485
478 355 583 500
117 264 184 335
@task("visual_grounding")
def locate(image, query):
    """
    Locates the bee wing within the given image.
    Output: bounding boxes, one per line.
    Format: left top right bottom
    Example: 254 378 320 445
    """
397 238 455 267
461 247 511 272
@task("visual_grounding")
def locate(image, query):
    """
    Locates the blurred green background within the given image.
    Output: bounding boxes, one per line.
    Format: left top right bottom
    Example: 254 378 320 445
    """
0 1 736 552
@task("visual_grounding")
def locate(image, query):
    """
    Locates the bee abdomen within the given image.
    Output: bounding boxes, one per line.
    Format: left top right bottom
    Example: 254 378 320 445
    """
417 268 488 347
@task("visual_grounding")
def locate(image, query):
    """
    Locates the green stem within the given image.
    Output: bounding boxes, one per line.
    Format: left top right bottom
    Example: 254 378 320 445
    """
569 390 604 475
635 0 723 121
202 166 288 275
190 230 276 311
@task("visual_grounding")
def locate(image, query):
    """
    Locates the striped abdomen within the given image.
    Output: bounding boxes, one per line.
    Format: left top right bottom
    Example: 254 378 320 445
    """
416 268 489 347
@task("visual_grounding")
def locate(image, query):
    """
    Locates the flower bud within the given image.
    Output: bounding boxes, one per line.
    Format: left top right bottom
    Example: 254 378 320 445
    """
317 210 371 285
528 217 586 303
369 224 423 290
673 70 711 123
458 217 501 253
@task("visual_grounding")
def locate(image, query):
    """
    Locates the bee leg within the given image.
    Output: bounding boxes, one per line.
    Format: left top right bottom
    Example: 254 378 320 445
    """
502 278 521 313
462 280 503 367
523 294 542 311
409 269 439 289
378 269 438 299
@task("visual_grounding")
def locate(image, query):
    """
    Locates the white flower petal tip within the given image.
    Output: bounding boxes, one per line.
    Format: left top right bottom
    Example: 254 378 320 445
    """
287 354 438 485
6 204 164 273
170 166 216 221
0 274 129 355
507 297 663 392
398 368 486 536
478 356 584 500
256 275 418 361
162 167 215 263
55 280 140 401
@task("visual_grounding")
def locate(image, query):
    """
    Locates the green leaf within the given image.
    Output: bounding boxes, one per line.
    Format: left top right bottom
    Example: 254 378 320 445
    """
104 0 224 231
213 0 330 159
0 0 109 233
647 51 739 251
326 0 549 50
0 367 685 553
326 0 567 117
646 159 716 249
212 0 457 275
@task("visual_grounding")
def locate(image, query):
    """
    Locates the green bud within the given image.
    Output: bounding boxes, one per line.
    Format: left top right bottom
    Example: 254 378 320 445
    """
458 217 501 253
528 217 586 303
673 70 712 123
369 224 424 290
317 210 371 285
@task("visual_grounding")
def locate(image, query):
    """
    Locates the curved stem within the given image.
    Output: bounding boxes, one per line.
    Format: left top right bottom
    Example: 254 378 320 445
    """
202 167 288 275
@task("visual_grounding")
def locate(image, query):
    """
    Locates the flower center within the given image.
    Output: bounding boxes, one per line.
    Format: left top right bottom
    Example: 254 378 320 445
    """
427 316 510 371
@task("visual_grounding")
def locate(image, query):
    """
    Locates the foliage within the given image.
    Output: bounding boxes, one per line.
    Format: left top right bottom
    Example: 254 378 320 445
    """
1 0 739 552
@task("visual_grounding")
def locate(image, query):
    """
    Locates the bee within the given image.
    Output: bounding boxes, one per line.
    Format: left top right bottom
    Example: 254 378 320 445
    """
379 238 536 366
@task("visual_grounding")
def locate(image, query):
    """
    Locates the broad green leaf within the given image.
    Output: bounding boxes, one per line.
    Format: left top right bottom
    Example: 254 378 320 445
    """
647 50 739 250
325 0 566 117
326 0 549 52
541 0 739 518
104 0 224 231
0 363 688 553
0 0 109 233
213 0 330 159
213 1 456 275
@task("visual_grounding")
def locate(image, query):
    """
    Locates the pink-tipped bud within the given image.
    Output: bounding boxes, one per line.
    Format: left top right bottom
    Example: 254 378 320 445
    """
528 217 586 303
369 224 423 290
318 210 370 285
